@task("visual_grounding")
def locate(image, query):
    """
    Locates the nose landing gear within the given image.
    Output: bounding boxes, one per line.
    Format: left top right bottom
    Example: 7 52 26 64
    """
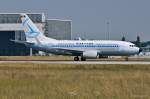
139 48 142 53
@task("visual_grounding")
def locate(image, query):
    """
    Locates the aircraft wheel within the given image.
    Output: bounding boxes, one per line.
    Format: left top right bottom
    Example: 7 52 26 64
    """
81 57 86 61
74 56 79 61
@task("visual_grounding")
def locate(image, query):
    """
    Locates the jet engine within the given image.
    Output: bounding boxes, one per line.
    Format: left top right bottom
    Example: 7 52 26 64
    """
82 50 98 58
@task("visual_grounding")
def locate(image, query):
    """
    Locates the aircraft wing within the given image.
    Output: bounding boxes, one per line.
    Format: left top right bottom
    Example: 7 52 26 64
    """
48 47 83 56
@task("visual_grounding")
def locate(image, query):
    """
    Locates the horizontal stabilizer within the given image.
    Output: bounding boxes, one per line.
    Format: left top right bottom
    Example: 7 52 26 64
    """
10 39 34 46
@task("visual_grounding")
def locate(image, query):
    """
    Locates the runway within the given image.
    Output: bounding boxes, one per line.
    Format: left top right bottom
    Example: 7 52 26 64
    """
0 60 150 64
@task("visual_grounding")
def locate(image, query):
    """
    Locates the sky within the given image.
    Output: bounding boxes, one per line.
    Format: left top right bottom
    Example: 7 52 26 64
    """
0 0 150 41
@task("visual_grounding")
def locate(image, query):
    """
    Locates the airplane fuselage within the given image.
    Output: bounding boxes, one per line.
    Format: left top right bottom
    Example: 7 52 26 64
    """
31 40 140 56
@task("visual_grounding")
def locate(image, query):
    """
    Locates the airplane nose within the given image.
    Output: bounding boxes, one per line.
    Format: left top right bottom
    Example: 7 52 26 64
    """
139 48 142 53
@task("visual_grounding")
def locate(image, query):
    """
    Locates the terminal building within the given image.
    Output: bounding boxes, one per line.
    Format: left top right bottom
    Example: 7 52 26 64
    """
0 13 72 56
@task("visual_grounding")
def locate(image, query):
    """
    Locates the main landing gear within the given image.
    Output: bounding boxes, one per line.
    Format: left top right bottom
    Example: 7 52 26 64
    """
74 56 79 61
74 56 86 61
81 57 86 61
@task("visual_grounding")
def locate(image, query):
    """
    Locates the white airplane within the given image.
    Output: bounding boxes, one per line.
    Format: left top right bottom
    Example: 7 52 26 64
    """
13 14 142 61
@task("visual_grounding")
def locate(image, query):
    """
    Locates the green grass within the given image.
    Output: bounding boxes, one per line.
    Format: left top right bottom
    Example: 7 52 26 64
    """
0 56 121 61
0 56 150 61
0 63 149 99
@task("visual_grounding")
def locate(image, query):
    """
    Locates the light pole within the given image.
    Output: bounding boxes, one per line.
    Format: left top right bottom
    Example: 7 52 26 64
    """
106 20 110 40
30 48 33 56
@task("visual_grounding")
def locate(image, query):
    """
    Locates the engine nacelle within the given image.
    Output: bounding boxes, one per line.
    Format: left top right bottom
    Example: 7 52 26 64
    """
82 50 98 58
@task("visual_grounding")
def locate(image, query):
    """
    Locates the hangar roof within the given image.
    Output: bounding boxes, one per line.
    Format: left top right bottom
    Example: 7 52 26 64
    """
0 13 45 23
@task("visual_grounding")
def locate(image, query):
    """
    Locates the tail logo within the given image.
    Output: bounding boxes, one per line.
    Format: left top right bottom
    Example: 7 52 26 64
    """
24 24 40 38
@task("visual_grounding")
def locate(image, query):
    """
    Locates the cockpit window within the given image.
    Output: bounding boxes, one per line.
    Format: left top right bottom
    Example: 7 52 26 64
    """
129 45 136 47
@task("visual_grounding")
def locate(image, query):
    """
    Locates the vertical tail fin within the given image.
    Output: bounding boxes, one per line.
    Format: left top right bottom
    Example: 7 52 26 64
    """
20 13 55 44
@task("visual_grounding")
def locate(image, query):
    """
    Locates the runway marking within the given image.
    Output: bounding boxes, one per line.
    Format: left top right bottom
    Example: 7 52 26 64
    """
0 61 150 65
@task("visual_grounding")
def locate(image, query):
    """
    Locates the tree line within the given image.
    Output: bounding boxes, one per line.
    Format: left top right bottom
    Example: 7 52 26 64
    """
121 36 149 47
